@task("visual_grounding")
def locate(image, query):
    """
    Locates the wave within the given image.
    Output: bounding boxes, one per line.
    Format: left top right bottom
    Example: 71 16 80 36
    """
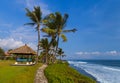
68 61 87 64
103 66 120 72
68 61 120 83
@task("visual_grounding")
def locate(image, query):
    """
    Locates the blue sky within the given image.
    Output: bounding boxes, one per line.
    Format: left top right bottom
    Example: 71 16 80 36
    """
0 0 120 59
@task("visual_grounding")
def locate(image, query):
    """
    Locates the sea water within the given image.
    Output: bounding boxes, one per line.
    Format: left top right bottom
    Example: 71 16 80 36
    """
68 60 120 83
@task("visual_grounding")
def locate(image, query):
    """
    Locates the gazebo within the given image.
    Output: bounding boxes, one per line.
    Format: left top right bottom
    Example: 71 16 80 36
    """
9 44 36 65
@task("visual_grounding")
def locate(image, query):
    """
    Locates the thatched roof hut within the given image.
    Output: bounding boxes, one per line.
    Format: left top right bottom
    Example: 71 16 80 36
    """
9 44 36 55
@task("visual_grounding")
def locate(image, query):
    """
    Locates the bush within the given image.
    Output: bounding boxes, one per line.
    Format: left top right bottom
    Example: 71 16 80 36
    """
0 47 5 60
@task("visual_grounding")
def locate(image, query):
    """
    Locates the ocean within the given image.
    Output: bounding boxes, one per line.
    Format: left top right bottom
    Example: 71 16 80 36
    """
68 60 120 83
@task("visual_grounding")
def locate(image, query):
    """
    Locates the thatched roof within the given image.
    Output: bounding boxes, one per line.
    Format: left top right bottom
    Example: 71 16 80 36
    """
9 44 36 55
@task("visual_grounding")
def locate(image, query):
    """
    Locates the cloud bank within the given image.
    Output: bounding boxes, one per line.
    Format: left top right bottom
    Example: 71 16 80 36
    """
76 50 120 56
0 38 24 50
0 38 37 51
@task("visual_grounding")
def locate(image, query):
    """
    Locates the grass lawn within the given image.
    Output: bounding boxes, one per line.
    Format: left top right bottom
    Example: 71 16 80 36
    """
0 60 42 83
45 63 96 83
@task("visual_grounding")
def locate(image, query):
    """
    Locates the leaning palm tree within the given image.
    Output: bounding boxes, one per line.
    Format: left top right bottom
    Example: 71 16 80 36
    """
54 12 76 54
25 6 42 63
42 12 77 56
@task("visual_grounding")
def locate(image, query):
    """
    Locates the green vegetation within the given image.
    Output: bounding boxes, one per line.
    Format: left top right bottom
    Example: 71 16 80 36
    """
0 60 42 83
45 63 96 83
0 47 5 56
0 47 5 60
42 12 76 57
41 12 76 63
57 48 66 60
24 6 77 64
25 6 42 63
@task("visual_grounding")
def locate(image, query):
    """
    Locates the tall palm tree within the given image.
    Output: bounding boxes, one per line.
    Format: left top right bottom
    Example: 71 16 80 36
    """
42 12 77 56
25 6 42 63
54 12 76 54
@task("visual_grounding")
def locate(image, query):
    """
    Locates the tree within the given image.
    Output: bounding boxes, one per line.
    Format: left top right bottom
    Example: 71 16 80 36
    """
42 12 77 56
40 38 50 64
0 47 5 59
0 47 4 56
25 6 42 63
57 48 66 60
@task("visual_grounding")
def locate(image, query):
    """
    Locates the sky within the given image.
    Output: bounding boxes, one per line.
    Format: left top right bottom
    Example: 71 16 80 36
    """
0 0 120 60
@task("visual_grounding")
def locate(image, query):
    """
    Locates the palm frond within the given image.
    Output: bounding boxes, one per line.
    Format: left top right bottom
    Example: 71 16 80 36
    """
44 13 55 20
57 48 64 55
43 35 51 37
42 19 48 24
41 28 56 34
51 39 57 47
63 28 77 33
43 13 57 30
24 23 36 26
61 34 67 42
40 38 50 50
25 8 37 23
55 12 63 26
62 14 69 29
34 6 42 22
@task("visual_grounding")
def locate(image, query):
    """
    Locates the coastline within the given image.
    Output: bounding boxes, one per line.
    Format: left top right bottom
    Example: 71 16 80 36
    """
70 64 100 83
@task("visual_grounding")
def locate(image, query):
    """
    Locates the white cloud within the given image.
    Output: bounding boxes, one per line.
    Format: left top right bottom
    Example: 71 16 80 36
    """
10 26 37 42
91 52 100 55
0 25 39 51
76 52 84 55
0 38 37 51
105 50 118 55
0 38 24 50
28 43 37 51
16 0 51 15
76 51 100 55
76 51 120 56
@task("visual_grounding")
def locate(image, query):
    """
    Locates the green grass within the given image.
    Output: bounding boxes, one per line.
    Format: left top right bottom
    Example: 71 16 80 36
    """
0 60 42 83
45 63 96 83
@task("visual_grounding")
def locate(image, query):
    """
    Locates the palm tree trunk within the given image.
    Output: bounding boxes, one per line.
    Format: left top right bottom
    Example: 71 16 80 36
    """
37 26 40 64
45 53 47 64
45 50 48 64
55 36 59 56
60 55 61 60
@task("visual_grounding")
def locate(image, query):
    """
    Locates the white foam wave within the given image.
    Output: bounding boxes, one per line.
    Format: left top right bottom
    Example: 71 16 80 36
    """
69 61 120 83
68 61 87 64
103 67 120 72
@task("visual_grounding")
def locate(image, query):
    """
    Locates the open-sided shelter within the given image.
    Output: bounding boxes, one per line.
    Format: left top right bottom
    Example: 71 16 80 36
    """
9 44 36 65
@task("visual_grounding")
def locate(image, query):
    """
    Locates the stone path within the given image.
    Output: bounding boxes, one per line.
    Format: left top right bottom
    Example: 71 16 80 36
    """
34 64 48 83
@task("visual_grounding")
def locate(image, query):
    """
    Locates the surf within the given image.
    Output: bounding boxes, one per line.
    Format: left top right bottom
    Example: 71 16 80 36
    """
68 60 120 83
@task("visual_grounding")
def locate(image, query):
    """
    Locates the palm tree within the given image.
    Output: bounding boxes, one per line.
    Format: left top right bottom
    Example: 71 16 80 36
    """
57 48 66 60
42 12 77 56
40 38 50 64
42 13 57 47
25 6 42 63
